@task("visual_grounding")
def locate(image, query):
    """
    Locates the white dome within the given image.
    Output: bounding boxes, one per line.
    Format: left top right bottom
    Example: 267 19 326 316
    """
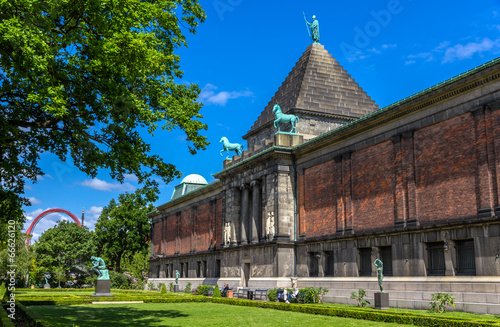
181 173 208 185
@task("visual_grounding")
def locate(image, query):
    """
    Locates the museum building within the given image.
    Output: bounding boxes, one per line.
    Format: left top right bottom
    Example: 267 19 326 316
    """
148 43 500 314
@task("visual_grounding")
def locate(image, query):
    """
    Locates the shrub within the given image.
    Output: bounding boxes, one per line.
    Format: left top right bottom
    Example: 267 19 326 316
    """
350 288 370 307
430 292 455 313
160 283 167 293
109 271 131 289
168 282 175 292
196 285 212 296
300 287 329 304
267 288 278 302
184 282 192 293
213 284 221 298
147 281 155 291
131 280 146 290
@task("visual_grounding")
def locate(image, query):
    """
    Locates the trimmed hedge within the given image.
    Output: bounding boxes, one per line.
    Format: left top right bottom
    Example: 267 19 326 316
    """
209 298 500 327
11 290 500 327
0 305 15 327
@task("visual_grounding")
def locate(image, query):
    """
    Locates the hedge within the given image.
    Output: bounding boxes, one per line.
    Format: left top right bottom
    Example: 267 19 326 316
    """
209 298 500 327
0 305 15 327
9 291 500 327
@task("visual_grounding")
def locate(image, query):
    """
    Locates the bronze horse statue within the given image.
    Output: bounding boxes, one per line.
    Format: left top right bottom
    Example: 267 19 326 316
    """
273 104 299 133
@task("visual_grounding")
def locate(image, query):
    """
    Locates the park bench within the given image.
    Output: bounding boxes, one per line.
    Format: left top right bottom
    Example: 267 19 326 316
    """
254 289 268 301
236 288 250 299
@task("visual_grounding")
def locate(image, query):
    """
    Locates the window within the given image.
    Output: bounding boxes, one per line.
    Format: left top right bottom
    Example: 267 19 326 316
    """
359 248 371 276
456 239 476 275
215 260 221 278
180 263 184 278
324 251 334 277
156 265 160 278
197 261 202 278
184 262 189 278
379 246 393 276
427 242 445 276
309 252 319 277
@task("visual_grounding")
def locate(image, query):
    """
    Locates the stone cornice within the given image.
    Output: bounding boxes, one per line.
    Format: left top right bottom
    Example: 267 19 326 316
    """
149 180 222 220
242 108 356 140
213 146 293 179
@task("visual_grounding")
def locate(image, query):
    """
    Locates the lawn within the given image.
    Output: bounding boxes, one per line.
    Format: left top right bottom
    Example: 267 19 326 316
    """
28 302 414 327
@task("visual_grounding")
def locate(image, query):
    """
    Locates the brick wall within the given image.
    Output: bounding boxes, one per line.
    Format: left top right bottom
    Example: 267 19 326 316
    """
414 113 476 223
299 159 337 238
196 203 211 252
298 111 496 235
352 140 395 231
179 209 192 254
165 214 177 256
153 222 162 255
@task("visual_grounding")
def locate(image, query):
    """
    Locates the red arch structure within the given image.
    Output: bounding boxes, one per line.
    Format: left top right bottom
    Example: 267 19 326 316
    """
26 208 81 246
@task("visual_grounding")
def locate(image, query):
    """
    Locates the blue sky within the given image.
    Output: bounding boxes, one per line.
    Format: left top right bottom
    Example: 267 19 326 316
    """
23 0 500 241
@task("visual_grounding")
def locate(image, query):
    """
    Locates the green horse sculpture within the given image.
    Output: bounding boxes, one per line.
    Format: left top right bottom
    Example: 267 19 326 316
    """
273 104 299 133
220 137 244 160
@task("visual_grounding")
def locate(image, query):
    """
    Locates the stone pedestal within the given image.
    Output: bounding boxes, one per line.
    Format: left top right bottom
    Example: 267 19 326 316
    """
174 284 179 292
374 292 389 310
43 284 50 289
274 133 303 147
91 279 113 297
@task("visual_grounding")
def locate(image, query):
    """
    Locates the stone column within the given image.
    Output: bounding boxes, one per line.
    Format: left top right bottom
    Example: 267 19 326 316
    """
240 184 249 244
250 180 260 244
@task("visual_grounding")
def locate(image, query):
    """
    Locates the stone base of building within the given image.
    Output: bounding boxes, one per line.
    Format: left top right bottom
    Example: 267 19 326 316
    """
92 279 113 297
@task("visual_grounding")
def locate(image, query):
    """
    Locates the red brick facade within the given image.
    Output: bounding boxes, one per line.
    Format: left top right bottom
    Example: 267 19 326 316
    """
152 197 224 256
298 111 500 235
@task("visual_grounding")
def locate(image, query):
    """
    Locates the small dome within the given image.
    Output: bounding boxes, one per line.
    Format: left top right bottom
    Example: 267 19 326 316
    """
181 173 208 185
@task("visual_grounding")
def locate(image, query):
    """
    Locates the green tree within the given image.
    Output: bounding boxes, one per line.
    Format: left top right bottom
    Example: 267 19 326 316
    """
122 250 149 282
95 187 154 272
35 220 96 276
0 229 35 287
0 0 208 240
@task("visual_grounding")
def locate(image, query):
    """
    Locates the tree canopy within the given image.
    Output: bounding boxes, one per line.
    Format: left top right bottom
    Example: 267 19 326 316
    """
95 187 154 272
34 220 96 278
0 0 208 235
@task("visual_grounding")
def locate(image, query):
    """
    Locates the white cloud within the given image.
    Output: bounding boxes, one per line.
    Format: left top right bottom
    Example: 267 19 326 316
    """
442 38 500 63
82 206 103 229
199 84 253 106
124 174 139 183
28 197 41 204
36 174 53 181
407 41 451 63
405 60 416 65
382 44 397 49
80 178 135 192
24 185 32 190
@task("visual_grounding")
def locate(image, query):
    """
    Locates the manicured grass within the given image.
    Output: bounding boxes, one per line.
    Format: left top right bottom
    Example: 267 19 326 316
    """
28 302 414 327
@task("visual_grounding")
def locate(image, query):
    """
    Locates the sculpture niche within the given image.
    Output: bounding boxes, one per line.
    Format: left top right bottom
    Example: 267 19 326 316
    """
91 256 112 297
273 104 299 134
220 137 244 160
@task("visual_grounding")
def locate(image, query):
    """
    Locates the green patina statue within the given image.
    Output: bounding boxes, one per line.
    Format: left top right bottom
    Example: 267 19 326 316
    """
175 270 180 285
44 273 51 286
91 256 110 280
304 13 320 44
273 104 299 134
374 258 384 292
220 137 244 160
